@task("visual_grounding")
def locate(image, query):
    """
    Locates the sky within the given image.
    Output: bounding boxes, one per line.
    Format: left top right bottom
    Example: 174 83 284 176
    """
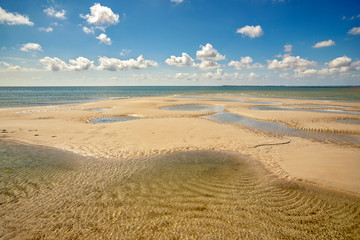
0 0 360 86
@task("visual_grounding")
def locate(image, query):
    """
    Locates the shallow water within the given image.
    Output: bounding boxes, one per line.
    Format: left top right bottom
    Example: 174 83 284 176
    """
336 119 360 124
203 112 360 145
246 100 281 104
0 141 359 239
162 104 226 112
90 116 140 123
251 105 360 115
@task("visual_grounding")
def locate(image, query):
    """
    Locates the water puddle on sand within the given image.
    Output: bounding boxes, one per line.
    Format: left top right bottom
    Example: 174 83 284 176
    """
336 119 360 124
246 100 281 104
90 116 140 123
1 141 359 239
203 112 360 145
162 104 226 112
252 105 360 115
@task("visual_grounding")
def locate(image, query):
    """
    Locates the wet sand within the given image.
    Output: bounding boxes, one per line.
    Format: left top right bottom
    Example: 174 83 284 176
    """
0 95 359 195
1 141 359 239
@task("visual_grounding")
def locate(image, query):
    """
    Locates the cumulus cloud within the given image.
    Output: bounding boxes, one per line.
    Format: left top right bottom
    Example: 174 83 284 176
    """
98 55 158 71
96 33 111 45
348 27 360 35
39 56 95 71
196 43 225 70
267 55 317 71
327 56 351 68
204 70 260 81
236 25 264 38
39 27 53 32
312 39 336 48
165 53 195 67
228 56 263 70
171 0 184 3
0 61 22 71
20 43 42 52
44 7 66 20
0 6 34 26
281 56 360 79
284 44 292 53
83 26 94 34
39 56 157 71
68 57 95 71
81 3 119 27
40 57 69 71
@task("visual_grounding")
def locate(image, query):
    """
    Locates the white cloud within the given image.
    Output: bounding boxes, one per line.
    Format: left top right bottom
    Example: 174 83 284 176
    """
39 27 53 32
249 72 260 79
98 55 158 71
203 70 260 81
120 49 131 56
39 56 95 71
267 55 317 71
228 56 264 70
196 43 225 70
20 43 42 52
68 57 95 71
39 56 157 71
284 44 292 53
312 39 336 48
44 7 66 20
236 25 264 38
81 3 119 27
171 0 184 3
165 53 195 67
40 57 69 71
96 33 111 45
83 26 94 34
0 6 34 26
348 27 360 35
0 61 22 71
327 56 351 68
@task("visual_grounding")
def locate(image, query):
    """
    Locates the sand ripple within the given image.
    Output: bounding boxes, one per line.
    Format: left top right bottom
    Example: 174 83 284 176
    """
0 141 359 239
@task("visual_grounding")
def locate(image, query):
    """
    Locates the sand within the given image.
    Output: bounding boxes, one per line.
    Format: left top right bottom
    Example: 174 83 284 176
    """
0 95 360 196
1 142 359 239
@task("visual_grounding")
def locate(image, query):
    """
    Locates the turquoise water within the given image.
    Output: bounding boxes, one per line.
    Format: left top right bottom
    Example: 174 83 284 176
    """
0 86 359 108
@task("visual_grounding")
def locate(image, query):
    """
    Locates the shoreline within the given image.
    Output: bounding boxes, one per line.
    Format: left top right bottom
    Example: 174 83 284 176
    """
1 94 360 196
2 137 360 201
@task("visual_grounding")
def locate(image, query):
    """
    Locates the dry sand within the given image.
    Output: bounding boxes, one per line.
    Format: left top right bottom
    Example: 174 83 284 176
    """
0 95 360 196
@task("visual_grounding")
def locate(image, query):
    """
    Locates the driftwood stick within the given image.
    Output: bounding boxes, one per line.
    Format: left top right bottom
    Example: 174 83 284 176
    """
253 140 291 148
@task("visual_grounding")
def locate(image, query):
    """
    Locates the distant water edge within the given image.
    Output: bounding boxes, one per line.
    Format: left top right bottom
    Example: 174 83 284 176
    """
0 86 359 108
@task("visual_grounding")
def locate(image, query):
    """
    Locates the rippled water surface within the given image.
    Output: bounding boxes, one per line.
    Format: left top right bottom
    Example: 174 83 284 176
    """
1 141 359 239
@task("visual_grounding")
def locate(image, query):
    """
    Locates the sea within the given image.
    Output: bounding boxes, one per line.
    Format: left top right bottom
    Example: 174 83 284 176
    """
0 86 359 108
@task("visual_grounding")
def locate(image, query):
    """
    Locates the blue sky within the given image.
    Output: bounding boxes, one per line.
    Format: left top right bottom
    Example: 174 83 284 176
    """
0 0 359 86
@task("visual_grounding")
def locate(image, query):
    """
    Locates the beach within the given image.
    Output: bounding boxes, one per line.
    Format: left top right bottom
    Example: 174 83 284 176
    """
1 93 360 238
1 94 359 194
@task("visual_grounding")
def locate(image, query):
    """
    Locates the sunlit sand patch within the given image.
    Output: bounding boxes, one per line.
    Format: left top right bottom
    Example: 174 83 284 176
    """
1 141 359 239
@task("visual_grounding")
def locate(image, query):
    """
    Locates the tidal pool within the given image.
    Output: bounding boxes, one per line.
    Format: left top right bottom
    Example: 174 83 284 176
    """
336 119 360 124
90 116 140 123
251 105 360 115
1 141 359 239
162 104 226 112
202 112 360 145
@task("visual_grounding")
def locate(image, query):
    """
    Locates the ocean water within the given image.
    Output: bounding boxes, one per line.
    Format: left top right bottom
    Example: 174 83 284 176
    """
0 86 359 108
